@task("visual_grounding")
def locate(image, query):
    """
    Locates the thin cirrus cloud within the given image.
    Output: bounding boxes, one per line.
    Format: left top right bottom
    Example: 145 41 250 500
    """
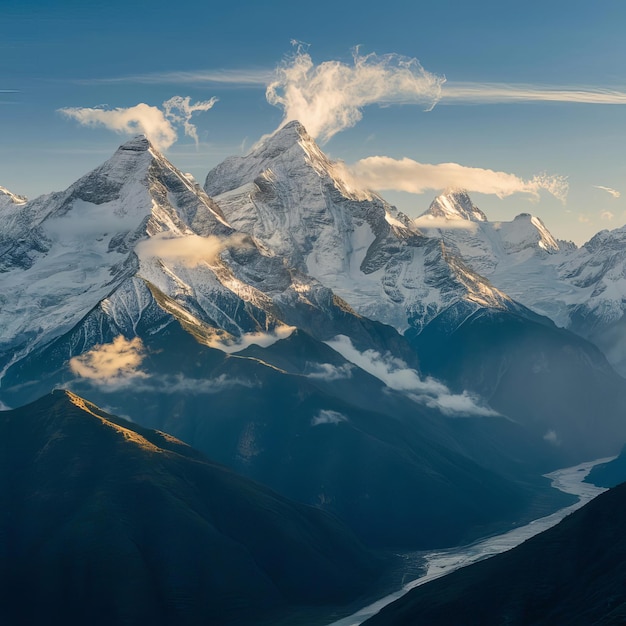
441 82 626 105
594 185 621 199
74 69 273 86
266 48 444 143
59 95 217 151
335 157 569 202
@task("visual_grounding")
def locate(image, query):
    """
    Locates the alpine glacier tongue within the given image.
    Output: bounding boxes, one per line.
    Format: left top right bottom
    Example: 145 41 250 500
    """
206 122 512 334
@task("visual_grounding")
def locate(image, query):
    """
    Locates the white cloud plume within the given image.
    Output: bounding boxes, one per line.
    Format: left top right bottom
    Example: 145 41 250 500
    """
594 185 621 199
59 96 217 150
60 103 178 151
601 210 615 221
162 95 218 146
336 157 569 203
266 48 444 142
441 82 626 105
311 409 349 426
69 336 147 385
326 335 497 417
136 232 250 267
306 362 354 381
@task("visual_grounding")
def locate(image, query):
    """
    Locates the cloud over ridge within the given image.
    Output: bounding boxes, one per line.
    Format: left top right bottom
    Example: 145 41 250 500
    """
326 335 498 417
337 157 569 202
59 96 217 150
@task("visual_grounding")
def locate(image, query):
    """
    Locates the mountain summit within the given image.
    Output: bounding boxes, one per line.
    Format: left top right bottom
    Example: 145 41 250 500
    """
426 190 488 222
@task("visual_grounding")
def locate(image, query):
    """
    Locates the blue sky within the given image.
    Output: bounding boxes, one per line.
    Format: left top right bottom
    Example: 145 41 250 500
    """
2 0 626 243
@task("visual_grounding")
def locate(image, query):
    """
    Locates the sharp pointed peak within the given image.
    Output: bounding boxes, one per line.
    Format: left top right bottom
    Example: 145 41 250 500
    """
116 134 152 153
253 120 314 154
426 189 488 222
272 120 310 140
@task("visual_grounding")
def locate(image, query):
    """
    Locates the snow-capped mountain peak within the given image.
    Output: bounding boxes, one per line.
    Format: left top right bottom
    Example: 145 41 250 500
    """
206 124 510 334
498 213 560 254
0 136 234 373
425 190 488 222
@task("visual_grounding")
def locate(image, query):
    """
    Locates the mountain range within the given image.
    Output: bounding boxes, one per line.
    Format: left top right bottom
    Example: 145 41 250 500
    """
2 121 626 621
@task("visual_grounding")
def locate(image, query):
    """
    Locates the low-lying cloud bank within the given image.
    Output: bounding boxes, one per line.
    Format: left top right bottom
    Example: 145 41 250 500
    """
68 336 261 392
326 335 498 417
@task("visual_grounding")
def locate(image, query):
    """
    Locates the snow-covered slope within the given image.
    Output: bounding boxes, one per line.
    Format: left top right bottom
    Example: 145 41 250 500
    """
206 122 513 334
416 191 626 374
0 137 241 374
0 135 421 389
416 191 579 327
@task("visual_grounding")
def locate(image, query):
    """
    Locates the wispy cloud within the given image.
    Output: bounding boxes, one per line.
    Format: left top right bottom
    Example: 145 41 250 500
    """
306 362 354 381
206 325 296 354
543 430 560 446
126 373 257 394
266 47 444 142
162 96 218 146
326 335 498 417
601 210 615 221
594 185 621 199
59 96 217 150
336 157 569 202
311 409 348 426
441 82 626 105
74 69 272 86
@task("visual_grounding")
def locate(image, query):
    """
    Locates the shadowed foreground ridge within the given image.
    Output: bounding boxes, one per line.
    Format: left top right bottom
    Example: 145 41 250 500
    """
364 479 626 625
0 390 379 626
